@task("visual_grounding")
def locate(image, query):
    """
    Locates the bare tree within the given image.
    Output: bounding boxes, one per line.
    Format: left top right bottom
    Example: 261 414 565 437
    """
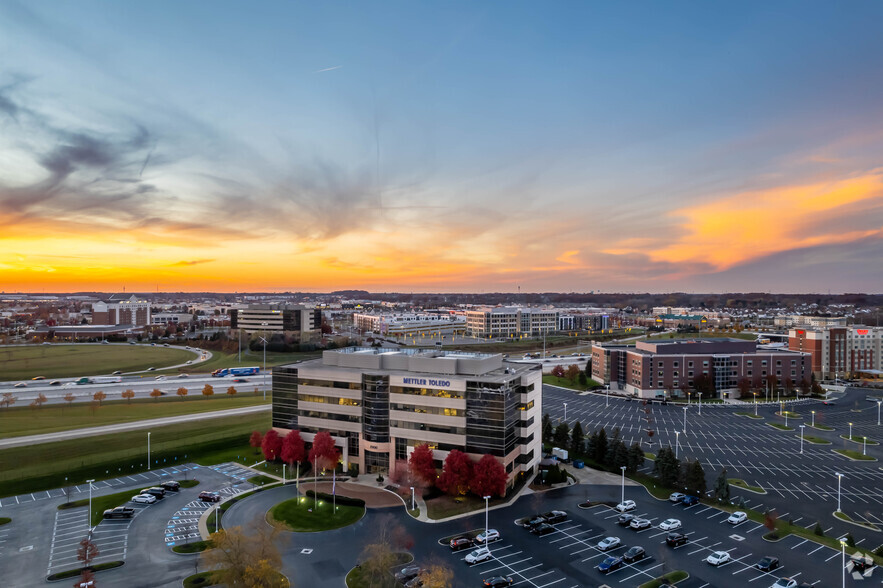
201 521 287 588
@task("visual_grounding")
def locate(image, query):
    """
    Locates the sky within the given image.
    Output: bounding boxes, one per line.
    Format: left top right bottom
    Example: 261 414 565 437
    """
0 1 882 294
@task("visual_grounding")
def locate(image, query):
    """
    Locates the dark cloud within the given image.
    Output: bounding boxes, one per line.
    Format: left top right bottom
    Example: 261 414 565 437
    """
169 259 215 267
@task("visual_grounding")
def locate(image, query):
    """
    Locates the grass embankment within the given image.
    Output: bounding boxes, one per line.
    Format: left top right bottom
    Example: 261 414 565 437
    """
768 423 794 431
834 449 876 460
46 561 124 581
639 571 688 588
59 489 142 526
0 413 269 498
0 344 193 380
247 475 278 486
425 493 509 520
173 538 213 554
346 552 412 588
269 495 365 532
810 424 835 431
801 435 831 445
841 435 879 445
735 412 763 419
728 479 765 493
0 395 269 439
182 570 288 588
542 375 601 391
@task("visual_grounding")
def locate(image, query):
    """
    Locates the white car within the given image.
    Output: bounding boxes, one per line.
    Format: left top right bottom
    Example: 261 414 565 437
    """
615 500 636 512
706 551 731 566
131 494 156 504
668 492 685 503
727 511 748 525
597 536 621 551
465 547 492 565
659 518 682 531
475 529 500 544
770 579 797 588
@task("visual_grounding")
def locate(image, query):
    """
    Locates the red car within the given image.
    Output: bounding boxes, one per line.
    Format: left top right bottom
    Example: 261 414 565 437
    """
198 491 221 503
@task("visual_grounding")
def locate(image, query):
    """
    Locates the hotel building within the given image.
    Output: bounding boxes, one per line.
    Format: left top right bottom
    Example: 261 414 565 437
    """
91 294 151 327
789 326 882 378
465 307 558 337
353 313 467 338
271 347 542 487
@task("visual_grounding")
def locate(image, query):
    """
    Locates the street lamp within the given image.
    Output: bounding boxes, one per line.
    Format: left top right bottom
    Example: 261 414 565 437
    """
282 463 286 484
215 504 220 533
811 410 816 428
683 406 688 433
849 422 853 441
675 431 680 459
863 436 867 456
799 425 805 454
620 466 626 505
483 495 491 553
86 479 95 531
835 472 844 512
410 486 415 511
147 432 151 470
840 538 847 588
606 386 609 408
563 402 568 424
754 393 758 416
877 400 882 426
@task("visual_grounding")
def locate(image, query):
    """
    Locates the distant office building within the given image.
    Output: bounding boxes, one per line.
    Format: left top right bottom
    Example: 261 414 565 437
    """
353 313 466 338
151 312 193 325
271 347 542 487
789 326 882 378
91 294 151 327
558 313 609 331
465 307 558 337
651 307 691 316
592 338 811 398
775 315 847 328
230 304 321 336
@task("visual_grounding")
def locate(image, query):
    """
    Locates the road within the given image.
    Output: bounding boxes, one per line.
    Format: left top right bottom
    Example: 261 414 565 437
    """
0 404 270 449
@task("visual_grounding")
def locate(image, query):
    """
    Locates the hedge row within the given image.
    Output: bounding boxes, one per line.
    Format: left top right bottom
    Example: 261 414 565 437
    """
304 489 365 508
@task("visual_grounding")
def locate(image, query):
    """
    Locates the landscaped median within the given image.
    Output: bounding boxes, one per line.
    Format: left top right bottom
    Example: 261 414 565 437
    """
833 449 877 461
639 571 688 588
735 411 763 419
267 490 365 532
800 434 831 445
0 517 9 526
809 423 835 431
834 510 880 531
345 552 412 588
59 489 139 527
766 422 794 431
728 478 765 494
840 435 879 445
183 569 289 588
46 561 124 582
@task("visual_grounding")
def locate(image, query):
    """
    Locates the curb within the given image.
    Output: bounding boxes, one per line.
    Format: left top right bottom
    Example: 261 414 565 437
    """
832 511 881 533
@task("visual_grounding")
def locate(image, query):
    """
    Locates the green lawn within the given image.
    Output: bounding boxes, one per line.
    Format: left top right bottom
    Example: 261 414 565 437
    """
0 413 270 498
834 449 876 460
639 571 688 588
248 474 278 486
425 493 508 520
801 435 831 445
0 395 269 439
728 478 765 493
59 488 141 526
735 412 763 419
841 435 879 445
810 423 835 431
0 344 194 380
161 348 320 376
542 374 600 391
268 496 364 531
346 552 412 588
173 538 213 553
767 423 794 431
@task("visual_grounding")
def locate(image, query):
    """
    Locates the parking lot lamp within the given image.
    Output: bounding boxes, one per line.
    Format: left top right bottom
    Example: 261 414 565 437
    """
877 400 881 426
563 402 568 424
675 431 680 459
683 406 687 433
687 391 690 405
811 410 815 427
147 432 151 471
835 472 843 512
754 394 758 416
849 422 853 441
620 466 626 505
282 464 286 484
863 436 867 456
840 538 847 588
215 504 220 533
411 486 415 511
799 425 805 454
698 393 701 415
483 495 491 553
606 386 609 408
86 479 95 531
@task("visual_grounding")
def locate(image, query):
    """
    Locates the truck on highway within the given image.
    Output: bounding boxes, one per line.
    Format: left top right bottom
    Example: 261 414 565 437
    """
75 377 92 385
93 376 122 384
211 367 260 377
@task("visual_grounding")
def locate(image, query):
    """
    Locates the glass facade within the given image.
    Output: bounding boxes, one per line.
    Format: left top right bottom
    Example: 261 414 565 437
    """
272 366 299 429
465 381 521 457
362 374 390 443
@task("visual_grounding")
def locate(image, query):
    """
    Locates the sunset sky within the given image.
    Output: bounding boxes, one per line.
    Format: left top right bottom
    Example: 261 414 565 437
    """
1 1 882 293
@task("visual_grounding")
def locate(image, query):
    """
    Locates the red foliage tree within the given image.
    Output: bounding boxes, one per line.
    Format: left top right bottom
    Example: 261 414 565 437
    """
249 430 263 454
470 454 507 498
436 450 473 496
551 365 565 378
308 430 340 471
280 430 306 467
261 429 282 462
408 443 437 488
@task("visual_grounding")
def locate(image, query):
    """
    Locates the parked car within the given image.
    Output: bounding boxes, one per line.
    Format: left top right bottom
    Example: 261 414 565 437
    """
681 495 700 506
103 506 135 519
623 546 646 563
666 532 688 547
131 494 156 504
542 510 568 524
727 511 748 525
851 555 876 573
465 547 492 565
668 492 685 503
524 515 546 528
630 518 651 530
597 537 621 551
597 555 623 573
659 518 682 531
198 491 221 503
140 487 165 499
755 556 780 571
530 523 555 536
617 513 635 526
615 500 636 512
475 529 500 544
706 551 731 566
393 565 421 582
449 537 472 551
482 577 513 587
161 481 180 492
770 579 797 588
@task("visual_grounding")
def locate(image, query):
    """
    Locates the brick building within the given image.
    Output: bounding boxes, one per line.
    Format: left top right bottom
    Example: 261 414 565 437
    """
91 294 151 327
789 326 882 379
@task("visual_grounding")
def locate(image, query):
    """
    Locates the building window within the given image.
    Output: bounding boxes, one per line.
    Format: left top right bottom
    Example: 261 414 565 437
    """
674 361 679 367
688 361 694 368
688 371 693 377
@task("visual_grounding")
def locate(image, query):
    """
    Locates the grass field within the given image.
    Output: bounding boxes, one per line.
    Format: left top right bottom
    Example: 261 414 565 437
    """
269 496 364 531
346 552 412 588
834 449 876 460
542 375 601 391
59 488 147 526
0 345 195 381
161 348 321 376
0 412 270 498
0 395 269 439
728 478 765 493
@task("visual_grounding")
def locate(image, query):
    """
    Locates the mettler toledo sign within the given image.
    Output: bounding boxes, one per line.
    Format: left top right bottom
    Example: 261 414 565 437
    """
390 375 466 391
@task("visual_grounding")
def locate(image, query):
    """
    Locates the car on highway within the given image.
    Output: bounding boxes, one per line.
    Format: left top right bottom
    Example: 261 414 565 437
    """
13 382 26 388
393 565 421 582
620 546 644 563
31 376 45 380
103 506 135 519
449 537 472 551
49 380 61 386
755 556 780 571
482 576 513 587
112 370 122 375
617 513 635 526
140 487 165 499
542 510 567 524
666 532 687 547
530 523 555 536
147 367 156 371
198 491 221 503
131 494 156 504
669 492 685 503
160 481 180 492
155 375 166 380
597 555 623 573
615 500 636 512
465 547 492 565
659 518 681 531
770 579 797 588
178 374 189 378
597 536 621 551
232 378 247 383
727 511 748 524
629 518 651 530
475 529 500 544
706 551 731 566
681 495 699 506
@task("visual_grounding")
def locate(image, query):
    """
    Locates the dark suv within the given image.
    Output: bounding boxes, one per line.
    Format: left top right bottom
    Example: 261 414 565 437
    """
666 532 688 547
542 510 568 524
140 487 165 499
198 491 221 503
617 513 635 526
161 481 180 492
449 536 472 551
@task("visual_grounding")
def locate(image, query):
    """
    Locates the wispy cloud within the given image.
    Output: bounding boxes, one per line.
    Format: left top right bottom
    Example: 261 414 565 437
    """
169 259 215 267
313 65 343 74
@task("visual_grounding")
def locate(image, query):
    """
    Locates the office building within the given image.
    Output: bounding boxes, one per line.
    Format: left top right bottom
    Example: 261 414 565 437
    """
231 304 321 336
775 315 847 328
465 307 558 337
271 347 542 487
353 313 466 338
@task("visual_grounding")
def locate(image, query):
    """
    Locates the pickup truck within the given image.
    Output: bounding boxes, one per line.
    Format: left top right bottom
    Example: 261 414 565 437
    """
103 506 135 519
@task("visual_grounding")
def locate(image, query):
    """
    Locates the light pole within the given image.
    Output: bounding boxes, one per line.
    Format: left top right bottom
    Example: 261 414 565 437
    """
483 495 491 553
683 406 687 433
835 472 843 512
800 425 805 454
87 479 95 531
863 436 867 456
754 394 758 416
410 486 415 511
698 392 701 415
606 386 609 408
877 400 881 426
811 410 815 428
840 538 847 588
215 504 220 533
282 463 286 484
620 466 626 505
849 422 853 441
675 431 680 459
563 403 568 424
147 432 151 470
